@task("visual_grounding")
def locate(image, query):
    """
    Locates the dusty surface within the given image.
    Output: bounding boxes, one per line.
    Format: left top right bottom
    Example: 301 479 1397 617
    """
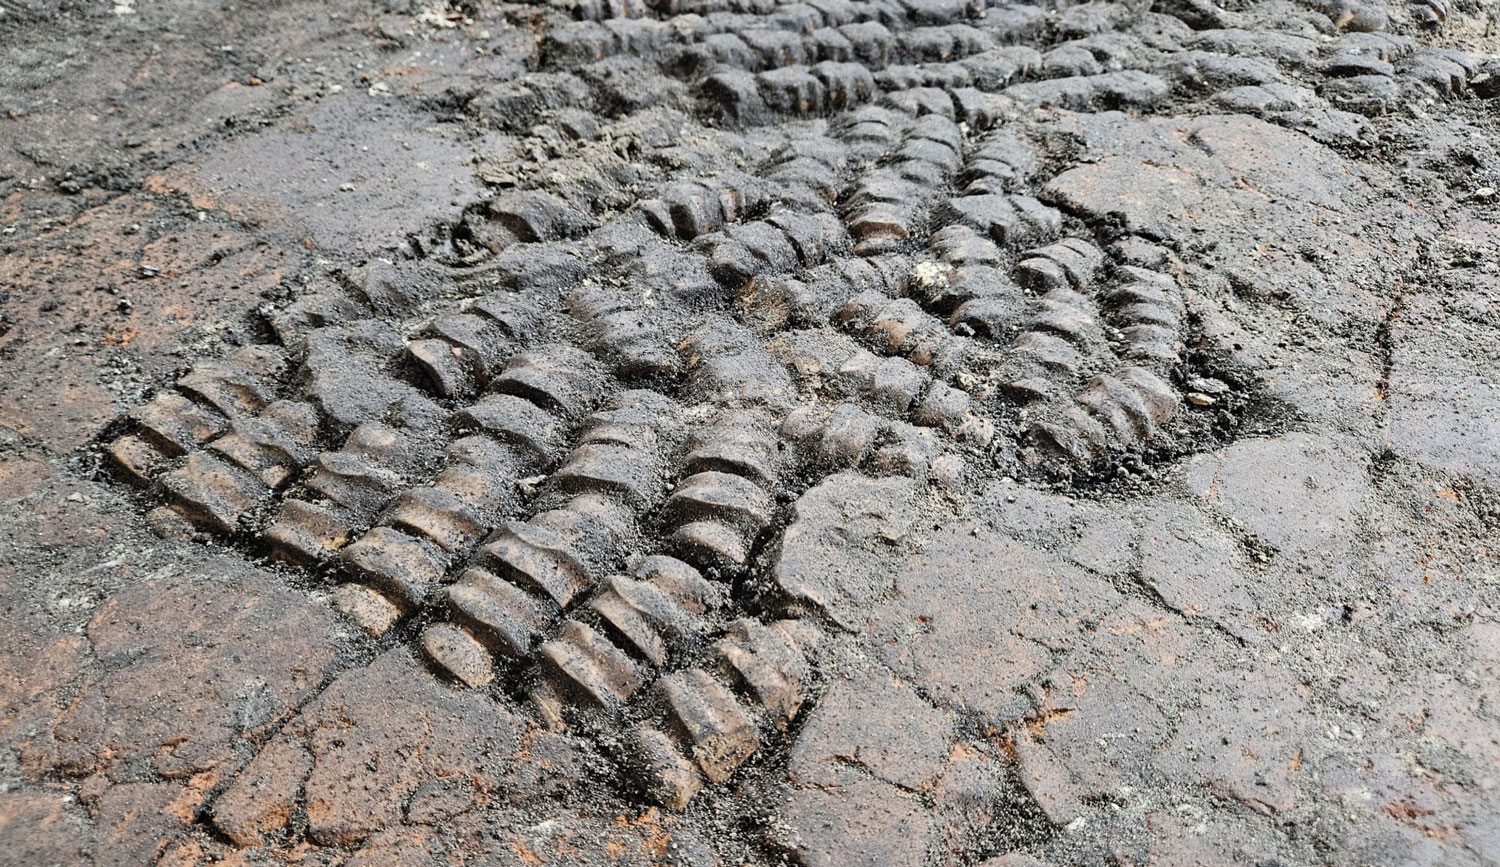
2 0 1499 864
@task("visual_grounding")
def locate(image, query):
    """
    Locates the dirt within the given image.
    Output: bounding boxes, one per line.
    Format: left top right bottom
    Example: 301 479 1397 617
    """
2 0 1499 864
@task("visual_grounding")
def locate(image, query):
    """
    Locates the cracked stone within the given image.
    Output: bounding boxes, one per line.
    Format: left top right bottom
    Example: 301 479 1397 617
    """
31 563 341 781
870 524 1124 724
773 471 920 630
288 648 521 847
789 665 951 792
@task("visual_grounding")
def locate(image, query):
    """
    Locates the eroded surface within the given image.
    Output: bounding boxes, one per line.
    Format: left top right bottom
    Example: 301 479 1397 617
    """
3 0 1500 863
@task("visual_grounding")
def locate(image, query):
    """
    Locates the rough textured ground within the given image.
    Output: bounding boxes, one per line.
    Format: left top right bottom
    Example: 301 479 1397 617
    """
2 0 1499 864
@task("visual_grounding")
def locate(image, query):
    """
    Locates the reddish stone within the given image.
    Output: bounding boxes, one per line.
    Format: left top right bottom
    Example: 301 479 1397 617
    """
0 792 91 865
92 782 190 867
776 777 934 867
211 734 313 846
36 566 341 780
789 665 951 791
0 196 285 451
869 526 1123 723
1180 433 1366 575
290 649 521 847
773 471 919 630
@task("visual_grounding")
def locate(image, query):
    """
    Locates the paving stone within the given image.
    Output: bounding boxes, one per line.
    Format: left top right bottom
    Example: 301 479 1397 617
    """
1180 433 1367 574
210 734 312 847
1013 731 1085 826
420 622 495 688
775 776 935 867
868 525 1124 723
977 855 1051 867
1043 114 1433 333
1386 292 1500 488
982 477 1135 576
0 792 91 866
713 618 812 728
1138 501 1263 642
1020 673 1168 803
789 665 951 791
659 669 758 784
1086 602 1317 816
773 471 920 629
929 743 1012 861
1136 811 1302 867
0 614 85 775
0 202 290 452
289 649 522 847
340 827 444 867
1005 70 1170 109
6 0 1500 860
33 564 341 781
92 781 192 867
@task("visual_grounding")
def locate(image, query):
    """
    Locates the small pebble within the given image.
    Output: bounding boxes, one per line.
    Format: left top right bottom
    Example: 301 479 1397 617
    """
930 454 965 492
